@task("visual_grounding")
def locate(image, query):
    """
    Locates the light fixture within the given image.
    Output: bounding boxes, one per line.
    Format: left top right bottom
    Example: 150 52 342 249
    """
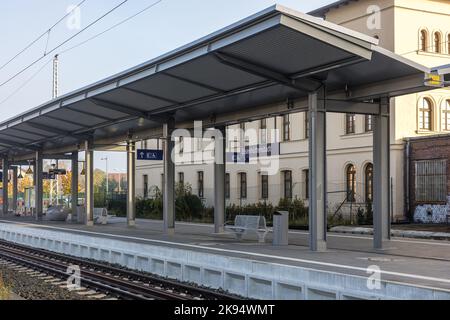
18 166 23 179
80 161 86 176
26 161 33 175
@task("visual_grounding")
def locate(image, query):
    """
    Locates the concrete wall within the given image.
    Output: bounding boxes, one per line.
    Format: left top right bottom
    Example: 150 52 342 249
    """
1 222 449 300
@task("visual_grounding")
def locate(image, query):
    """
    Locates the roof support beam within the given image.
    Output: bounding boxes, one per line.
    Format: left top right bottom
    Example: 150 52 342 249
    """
90 98 148 118
162 72 225 93
213 52 321 92
27 122 71 136
149 80 275 115
0 138 39 151
65 106 116 122
325 99 379 115
42 115 90 129
121 87 180 104
330 73 428 101
25 122 92 144
9 128 50 139
0 132 35 143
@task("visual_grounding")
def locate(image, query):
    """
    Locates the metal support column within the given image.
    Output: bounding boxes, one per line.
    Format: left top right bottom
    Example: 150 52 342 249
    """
163 118 175 235
214 126 226 234
308 86 327 252
127 141 136 227
85 141 94 227
2 158 9 215
373 97 391 249
35 151 43 220
71 152 79 215
12 166 18 213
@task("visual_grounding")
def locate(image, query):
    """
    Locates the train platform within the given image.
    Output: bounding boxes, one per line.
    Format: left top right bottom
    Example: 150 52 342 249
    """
0 216 449 300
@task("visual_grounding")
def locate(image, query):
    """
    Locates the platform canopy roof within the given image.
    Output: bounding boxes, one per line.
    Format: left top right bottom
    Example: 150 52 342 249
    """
0 4 447 160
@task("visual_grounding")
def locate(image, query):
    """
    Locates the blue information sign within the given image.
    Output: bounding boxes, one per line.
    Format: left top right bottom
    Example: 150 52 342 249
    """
43 172 56 180
137 149 164 161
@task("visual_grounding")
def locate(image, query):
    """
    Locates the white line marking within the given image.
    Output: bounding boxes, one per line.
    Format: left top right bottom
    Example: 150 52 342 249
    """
1 220 450 287
170 220 450 247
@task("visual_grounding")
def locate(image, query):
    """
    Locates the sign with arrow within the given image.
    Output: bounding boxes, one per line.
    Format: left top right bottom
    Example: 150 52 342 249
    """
137 149 164 161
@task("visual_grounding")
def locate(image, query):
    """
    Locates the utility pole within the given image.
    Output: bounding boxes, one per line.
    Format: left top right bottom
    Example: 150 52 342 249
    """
53 54 59 99
52 55 59 205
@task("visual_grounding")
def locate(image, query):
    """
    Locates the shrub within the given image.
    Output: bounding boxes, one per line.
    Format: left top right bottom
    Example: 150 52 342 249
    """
0 275 10 300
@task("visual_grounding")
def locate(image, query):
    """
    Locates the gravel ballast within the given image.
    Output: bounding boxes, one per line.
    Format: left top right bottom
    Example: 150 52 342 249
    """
0 262 96 300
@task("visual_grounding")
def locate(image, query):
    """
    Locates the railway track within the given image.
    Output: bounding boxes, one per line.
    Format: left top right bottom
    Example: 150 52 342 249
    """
0 240 240 301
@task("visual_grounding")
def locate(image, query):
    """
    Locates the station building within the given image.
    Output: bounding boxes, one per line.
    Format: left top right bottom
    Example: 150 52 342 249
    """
136 0 450 222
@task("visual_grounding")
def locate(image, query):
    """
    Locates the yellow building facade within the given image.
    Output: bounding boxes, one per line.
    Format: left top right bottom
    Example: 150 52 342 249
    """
136 0 450 222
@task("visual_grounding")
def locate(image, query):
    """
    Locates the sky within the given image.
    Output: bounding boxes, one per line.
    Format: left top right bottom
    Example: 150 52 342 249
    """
0 0 336 171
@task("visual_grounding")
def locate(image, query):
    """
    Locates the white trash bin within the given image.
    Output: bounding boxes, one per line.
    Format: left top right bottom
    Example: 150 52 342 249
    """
273 211 289 246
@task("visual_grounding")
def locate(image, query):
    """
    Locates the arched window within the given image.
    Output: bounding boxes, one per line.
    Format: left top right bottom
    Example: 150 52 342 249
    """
365 164 374 203
420 30 428 52
346 165 356 203
443 100 450 131
419 98 433 131
434 32 442 53
448 34 450 54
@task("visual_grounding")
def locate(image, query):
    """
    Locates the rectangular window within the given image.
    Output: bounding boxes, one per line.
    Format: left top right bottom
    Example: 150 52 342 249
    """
239 173 247 199
260 119 267 145
415 160 447 203
346 114 356 134
240 123 246 148
178 172 184 186
142 140 148 149
179 136 184 155
261 174 269 200
225 173 230 199
143 175 149 199
365 115 373 132
284 171 293 199
198 171 204 198
303 169 309 200
283 114 290 141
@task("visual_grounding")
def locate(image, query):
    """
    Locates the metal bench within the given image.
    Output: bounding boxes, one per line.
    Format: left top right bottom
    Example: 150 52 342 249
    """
74 207 109 225
226 215 269 243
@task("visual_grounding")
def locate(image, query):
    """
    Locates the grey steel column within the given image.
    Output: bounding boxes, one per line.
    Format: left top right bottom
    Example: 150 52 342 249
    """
35 151 43 220
85 141 94 226
71 152 79 214
373 97 391 249
12 166 18 213
2 158 9 215
308 86 327 252
163 118 175 235
214 126 226 234
127 141 136 227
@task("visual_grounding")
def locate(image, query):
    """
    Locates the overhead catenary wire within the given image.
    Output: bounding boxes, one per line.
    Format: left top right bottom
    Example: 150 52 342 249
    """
0 0 88 72
0 58 53 106
0 0 129 89
60 0 163 55
0 0 164 108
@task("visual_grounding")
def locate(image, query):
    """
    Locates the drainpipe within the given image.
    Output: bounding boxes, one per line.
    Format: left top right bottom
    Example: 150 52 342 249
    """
404 139 411 221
